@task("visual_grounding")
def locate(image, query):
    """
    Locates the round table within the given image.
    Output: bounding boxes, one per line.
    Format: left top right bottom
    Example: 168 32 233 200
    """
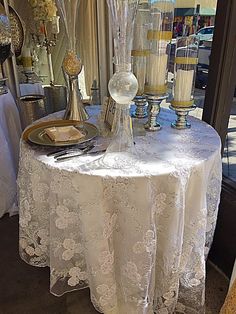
0 90 22 218
18 107 222 314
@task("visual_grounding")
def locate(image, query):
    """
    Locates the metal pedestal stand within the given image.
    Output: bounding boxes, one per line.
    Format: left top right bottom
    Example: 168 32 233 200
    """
170 104 196 129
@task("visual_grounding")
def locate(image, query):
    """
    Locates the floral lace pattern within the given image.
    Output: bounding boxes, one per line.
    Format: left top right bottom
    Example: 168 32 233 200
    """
18 107 222 313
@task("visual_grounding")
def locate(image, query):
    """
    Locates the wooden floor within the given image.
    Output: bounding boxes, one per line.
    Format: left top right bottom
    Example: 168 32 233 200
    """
0 215 229 314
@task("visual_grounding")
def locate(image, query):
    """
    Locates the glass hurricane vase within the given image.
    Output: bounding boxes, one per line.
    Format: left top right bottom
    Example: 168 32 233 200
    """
56 0 88 121
102 0 138 169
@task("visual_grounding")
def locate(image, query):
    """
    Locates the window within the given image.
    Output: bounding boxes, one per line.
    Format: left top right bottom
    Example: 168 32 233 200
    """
205 27 214 34
198 28 207 34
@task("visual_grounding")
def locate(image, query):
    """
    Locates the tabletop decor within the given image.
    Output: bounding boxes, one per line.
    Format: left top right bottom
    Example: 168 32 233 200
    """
101 0 138 168
0 3 11 95
131 1 150 119
104 96 116 130
19 94 46 129
170 36 199 129
21 46 35 83
57 0 89 122
144 0 175 131
23 119 98 147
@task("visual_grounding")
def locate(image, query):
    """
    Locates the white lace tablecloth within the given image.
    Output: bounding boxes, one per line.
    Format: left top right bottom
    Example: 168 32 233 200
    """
18 106 222 314
0 91 22 218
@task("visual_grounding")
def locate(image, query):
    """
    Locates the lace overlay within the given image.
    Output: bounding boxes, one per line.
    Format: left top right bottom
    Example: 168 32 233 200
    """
18 107 222 313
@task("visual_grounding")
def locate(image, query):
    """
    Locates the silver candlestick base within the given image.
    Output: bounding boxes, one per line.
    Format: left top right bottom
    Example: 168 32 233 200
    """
144 95 167 131
23 71 37 84
170 104 196 129
131 96 148 119
0 78 8 95
64 75 89 121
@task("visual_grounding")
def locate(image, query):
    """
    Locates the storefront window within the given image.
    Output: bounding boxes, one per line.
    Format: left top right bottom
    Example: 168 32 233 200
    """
167 1 218 121
223 97 236 181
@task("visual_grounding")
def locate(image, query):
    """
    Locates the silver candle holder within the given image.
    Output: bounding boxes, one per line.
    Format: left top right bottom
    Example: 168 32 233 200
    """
132 95 148 118
145 95 167 131
170 104 196 129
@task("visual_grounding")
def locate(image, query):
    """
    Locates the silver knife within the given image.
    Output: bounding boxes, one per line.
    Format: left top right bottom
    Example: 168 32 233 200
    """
53 144 94 158
55 149 106 162
46 140 96 157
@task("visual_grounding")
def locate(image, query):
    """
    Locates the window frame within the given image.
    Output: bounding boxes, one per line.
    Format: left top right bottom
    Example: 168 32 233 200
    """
202 0 236 276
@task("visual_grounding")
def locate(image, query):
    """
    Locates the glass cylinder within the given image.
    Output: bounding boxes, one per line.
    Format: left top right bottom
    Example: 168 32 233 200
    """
145 0 175 96
172 36 199 108
56 0 80 51
107 0 138 68
132 1 150 95
102 0 138 168
57 0 88 121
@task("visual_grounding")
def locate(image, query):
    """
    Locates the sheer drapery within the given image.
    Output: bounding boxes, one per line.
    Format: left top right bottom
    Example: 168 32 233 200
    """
77 0 99 96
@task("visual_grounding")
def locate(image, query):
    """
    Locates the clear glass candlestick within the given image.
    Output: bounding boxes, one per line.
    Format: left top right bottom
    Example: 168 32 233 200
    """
102 0 138 168
131 1 150 118
144 0 175 131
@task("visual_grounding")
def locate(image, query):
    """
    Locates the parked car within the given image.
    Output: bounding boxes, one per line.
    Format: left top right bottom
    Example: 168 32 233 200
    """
192 26 214 44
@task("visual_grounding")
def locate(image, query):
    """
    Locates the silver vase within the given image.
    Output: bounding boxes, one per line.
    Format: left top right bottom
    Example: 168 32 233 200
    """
63 75 89 121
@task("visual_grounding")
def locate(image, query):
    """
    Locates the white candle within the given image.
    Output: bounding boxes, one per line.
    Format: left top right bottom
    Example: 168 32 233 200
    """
22 47 33 73
147 53 168 87
51 16 60 34
133 60 146 95
174 69 194 102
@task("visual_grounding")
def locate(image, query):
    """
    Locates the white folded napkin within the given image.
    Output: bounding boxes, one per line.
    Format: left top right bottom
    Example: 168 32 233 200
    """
44 126 85 142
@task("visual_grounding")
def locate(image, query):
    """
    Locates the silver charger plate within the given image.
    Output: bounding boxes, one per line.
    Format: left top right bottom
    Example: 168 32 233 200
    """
26 120 98 147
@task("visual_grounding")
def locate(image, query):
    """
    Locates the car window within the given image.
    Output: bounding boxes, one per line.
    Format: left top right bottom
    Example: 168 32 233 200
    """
205 28 214 34
198 29 206 35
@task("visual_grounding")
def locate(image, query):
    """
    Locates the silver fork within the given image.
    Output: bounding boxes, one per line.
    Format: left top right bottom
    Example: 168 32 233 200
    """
55 148 106 162
46 140 96 157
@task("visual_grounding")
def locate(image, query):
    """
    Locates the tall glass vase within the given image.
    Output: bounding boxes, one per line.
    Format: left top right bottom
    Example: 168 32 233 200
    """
102 0 139 168
56 0 88 121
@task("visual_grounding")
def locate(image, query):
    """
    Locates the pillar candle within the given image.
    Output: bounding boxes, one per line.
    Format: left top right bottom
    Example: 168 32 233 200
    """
147 53 168 87
51 16 60 34
133 59 146 95
174 69 194 102
22 48 33 73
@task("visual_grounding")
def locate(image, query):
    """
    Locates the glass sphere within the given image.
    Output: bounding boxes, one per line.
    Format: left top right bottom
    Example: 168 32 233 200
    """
108 71 138 105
